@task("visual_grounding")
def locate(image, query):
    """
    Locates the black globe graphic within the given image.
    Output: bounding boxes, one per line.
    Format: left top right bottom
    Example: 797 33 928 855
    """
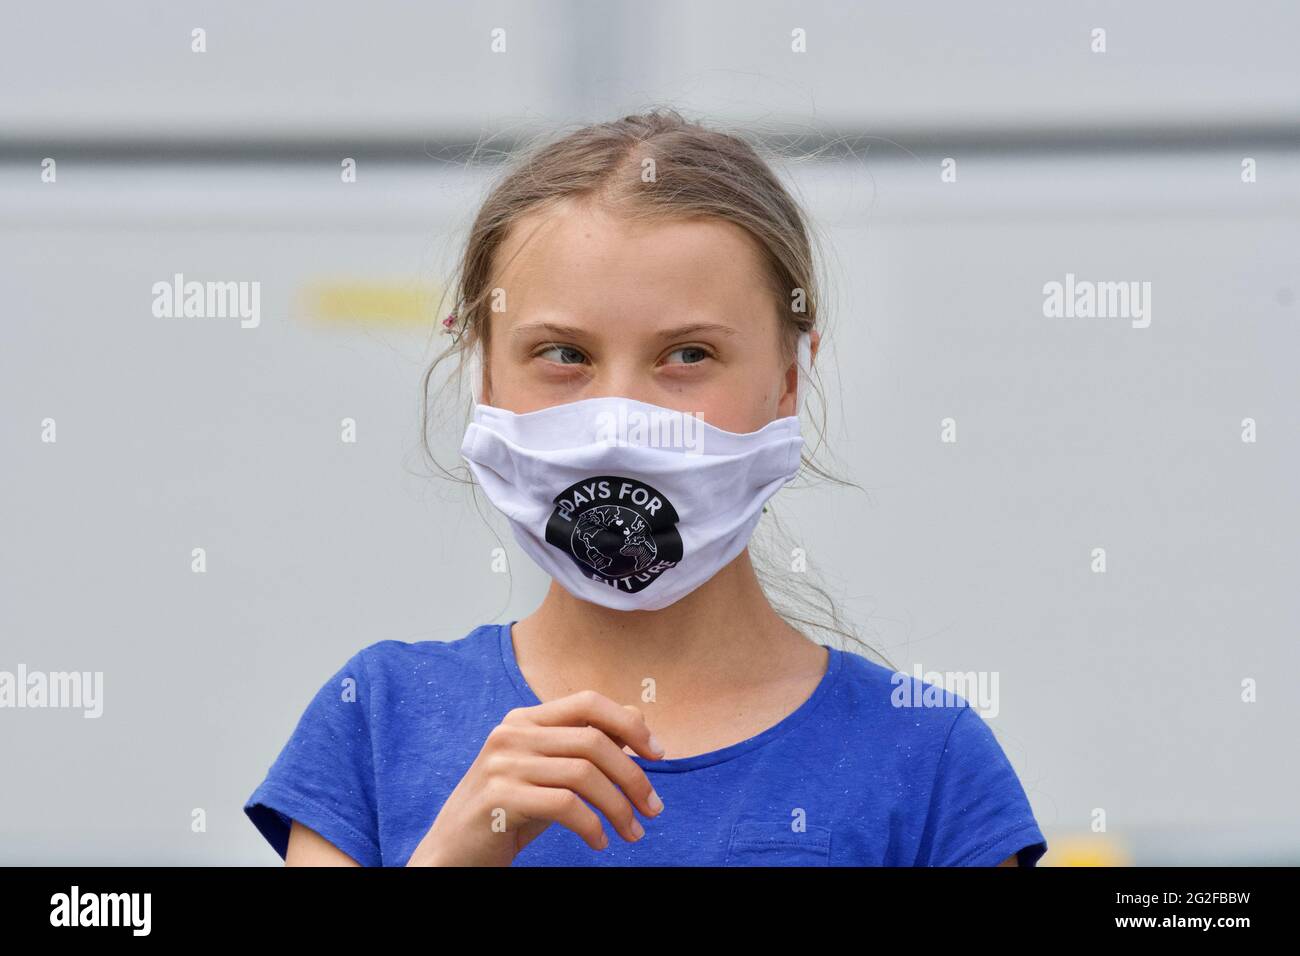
570 505 658 577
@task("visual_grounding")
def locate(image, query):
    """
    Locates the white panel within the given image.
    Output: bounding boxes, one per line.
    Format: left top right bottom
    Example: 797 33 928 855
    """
1 1 1296 139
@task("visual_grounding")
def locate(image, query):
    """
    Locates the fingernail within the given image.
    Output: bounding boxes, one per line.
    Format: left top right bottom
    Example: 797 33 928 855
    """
598 830 608 849
647 789 664 814
630 819 645 840
649 734 665 757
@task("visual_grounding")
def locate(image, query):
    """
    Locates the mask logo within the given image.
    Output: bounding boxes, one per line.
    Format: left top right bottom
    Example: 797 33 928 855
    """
545 475 684 594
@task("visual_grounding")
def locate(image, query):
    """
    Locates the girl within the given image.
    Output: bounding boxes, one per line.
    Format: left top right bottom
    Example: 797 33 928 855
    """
244 108 1047 867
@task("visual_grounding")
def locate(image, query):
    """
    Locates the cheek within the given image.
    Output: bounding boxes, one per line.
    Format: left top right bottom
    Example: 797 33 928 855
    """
484 360 534 414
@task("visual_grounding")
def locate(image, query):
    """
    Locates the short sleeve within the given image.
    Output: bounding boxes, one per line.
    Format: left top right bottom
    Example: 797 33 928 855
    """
914 704 1048 867
243 647 382 866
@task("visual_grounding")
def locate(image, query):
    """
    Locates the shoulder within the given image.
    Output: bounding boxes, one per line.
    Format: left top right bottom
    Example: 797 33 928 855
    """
826 652 1049 867
828 647 1032 808
829 646 974 746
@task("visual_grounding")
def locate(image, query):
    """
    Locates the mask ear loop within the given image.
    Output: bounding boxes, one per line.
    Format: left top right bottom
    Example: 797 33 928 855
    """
794 329 812 417
464 342 484 407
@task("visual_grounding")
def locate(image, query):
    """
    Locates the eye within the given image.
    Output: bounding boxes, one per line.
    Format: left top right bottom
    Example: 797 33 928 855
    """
536 344 587 365
663 345 712 366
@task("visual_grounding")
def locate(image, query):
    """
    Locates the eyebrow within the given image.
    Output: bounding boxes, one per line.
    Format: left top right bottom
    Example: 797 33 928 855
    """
509 321 738 341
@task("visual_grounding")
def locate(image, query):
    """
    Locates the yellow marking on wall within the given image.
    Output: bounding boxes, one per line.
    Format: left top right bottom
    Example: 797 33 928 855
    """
1043 834 1133 867
299 280 445 327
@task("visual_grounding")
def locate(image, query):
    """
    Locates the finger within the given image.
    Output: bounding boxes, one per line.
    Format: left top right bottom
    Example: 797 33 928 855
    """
608 705 663 757
495 721 663 821
511 752 644 843
505 705 664 820
512 689 665 761
505 783 609 852
525 722 663 819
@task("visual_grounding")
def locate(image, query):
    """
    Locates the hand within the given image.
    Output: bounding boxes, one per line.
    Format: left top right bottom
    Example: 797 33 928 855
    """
406 690 666 866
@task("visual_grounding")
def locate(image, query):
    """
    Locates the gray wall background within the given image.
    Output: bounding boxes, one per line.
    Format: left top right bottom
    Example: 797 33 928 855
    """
1 1 1297 864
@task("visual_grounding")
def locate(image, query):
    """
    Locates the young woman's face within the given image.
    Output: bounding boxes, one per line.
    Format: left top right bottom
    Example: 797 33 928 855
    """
481 199 804 432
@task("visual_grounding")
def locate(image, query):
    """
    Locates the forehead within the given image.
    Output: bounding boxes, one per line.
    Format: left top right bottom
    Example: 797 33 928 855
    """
490 199 777 331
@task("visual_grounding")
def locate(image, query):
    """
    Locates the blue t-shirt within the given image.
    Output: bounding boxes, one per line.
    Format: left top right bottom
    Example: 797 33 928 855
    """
245 623 1047 866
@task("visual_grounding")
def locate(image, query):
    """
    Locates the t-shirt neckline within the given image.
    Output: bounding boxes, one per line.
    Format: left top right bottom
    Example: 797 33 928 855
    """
496 620 843 773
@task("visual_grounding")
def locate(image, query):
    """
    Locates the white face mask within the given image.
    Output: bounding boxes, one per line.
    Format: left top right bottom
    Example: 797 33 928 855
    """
459 332 811 611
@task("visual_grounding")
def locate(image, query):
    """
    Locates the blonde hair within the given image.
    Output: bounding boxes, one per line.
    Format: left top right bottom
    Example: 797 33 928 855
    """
421 107 887 664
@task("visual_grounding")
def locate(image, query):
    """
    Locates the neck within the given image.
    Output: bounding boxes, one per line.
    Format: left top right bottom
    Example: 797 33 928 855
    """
509 549 815 700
